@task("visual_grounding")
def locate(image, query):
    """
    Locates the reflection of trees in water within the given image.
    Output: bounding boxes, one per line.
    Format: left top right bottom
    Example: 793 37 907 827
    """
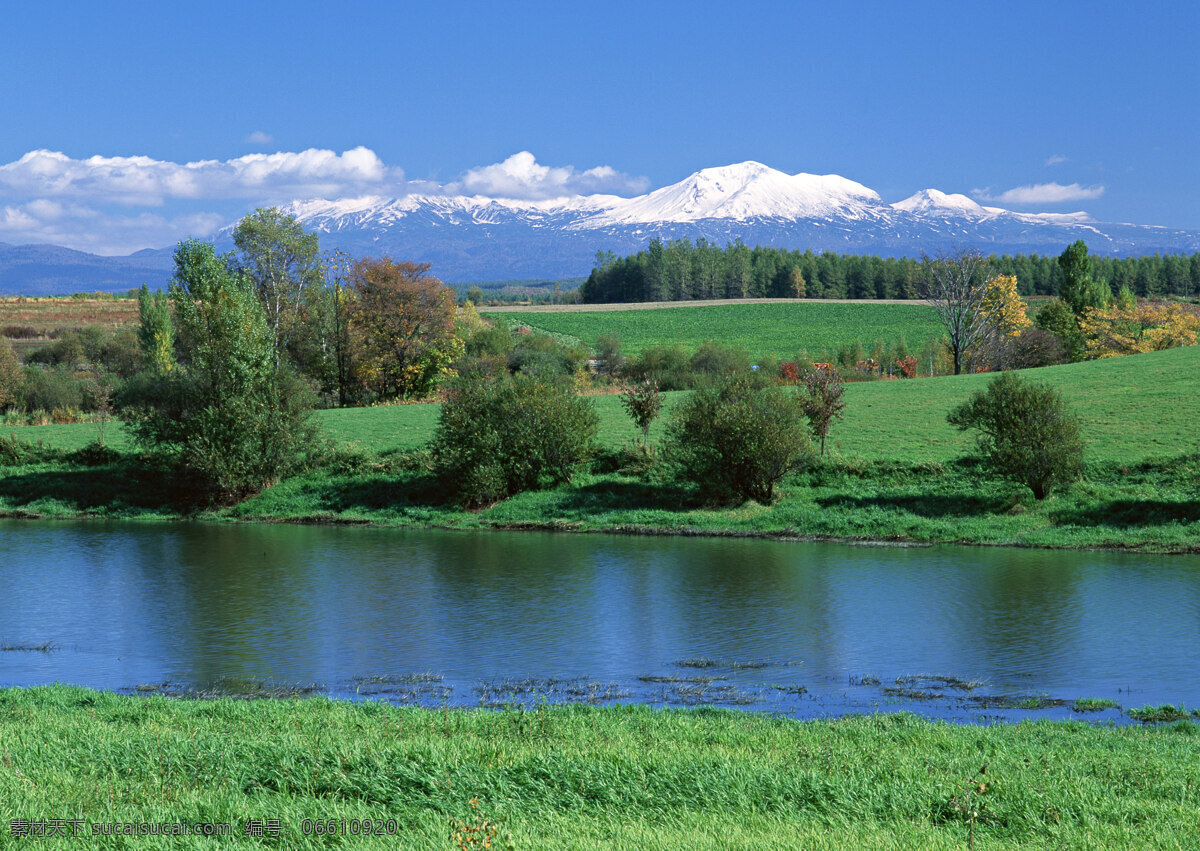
969 549 1084 665
26 523 1199 699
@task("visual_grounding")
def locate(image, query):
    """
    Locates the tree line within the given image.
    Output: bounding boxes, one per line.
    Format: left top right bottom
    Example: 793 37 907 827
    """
580 239 1200 304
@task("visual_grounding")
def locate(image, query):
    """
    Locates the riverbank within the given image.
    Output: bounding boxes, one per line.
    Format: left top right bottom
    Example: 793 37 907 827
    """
2 447 1198 553
1 686 1196 848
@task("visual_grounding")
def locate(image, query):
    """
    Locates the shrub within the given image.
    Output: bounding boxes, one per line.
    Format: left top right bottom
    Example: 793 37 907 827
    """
464 316 514 358
947 372 1084 500
665 376 811 504
507 333 588 381
1004 326 1067 369
623 344 693 391
688 340 753 384
432 374 599 507
20 366 85 413
595 332 624 377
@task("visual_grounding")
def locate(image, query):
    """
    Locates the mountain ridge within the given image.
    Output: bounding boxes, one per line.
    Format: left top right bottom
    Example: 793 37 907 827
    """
3 161 1199 294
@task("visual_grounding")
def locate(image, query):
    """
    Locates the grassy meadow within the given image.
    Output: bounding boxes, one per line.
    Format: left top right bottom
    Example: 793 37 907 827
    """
487 301 945 360
13 342 1197 464
3 345 1199 551
2 685 1197 849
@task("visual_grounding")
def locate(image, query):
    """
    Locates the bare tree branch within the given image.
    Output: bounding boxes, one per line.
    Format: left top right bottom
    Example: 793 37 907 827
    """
919 248 991 375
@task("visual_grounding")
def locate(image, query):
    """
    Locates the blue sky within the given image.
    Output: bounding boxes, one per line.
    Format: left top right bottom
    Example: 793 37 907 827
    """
1 0 1196 254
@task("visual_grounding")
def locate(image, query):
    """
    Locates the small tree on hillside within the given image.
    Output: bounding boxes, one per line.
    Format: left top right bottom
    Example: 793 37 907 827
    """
947 372 1084 500
137 283 175 373
620 379 663 451
800 368 846 457
0 337 22 412
1057 239 1111 317
789 266 807 298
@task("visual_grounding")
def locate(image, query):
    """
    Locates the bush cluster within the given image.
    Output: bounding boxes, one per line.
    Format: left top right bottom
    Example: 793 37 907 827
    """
665 376 811 504
432 373 599 508
947 372 1084 500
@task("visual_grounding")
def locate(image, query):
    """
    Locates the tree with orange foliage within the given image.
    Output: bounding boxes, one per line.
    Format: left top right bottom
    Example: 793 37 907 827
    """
347 258 463 399
1078 300 1200 358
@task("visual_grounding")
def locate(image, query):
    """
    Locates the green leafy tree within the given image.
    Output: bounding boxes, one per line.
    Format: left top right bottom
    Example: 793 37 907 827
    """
465 286 484 305
432 374 599 507
1033 298 1085 362
800 368 846 456
1057 240 1111 316
947 372 1084 500
129 240 319 503
620 379 663 450
0 337 22 411
665 376 810 504
137 284 175 373
232 207 324 362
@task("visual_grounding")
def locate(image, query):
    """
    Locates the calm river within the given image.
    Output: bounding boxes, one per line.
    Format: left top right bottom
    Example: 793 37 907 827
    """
2 519 1198 722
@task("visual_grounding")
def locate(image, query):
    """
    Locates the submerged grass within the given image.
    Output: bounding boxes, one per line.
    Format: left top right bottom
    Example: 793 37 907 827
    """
1 686 1197 849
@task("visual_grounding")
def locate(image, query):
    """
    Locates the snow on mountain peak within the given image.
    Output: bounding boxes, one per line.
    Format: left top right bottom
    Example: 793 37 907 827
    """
892 188 989 217
583 161 882 226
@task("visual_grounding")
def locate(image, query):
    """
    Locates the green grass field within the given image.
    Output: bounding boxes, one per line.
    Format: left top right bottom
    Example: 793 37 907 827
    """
22 342 1191 465
4 346 1199 551
2 686 1197 849
488 301 944 359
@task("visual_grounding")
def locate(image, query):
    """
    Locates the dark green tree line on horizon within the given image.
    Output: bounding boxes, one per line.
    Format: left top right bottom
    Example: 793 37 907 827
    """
580 239 1200 304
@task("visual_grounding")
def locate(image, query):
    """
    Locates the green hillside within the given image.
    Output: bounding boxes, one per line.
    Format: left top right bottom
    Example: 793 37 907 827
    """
12 346 1199 465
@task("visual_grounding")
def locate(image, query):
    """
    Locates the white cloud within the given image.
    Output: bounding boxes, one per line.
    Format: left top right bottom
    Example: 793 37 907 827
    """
0 199 225 254
1044 154 1068 166
246 130 274 145
0 147 400 206
973 182 1104 205
0 147 649 253
447 151 649 200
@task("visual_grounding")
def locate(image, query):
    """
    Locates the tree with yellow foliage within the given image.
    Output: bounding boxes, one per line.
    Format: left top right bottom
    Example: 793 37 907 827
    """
1078 300 1200 358
980 274 1031 337
966 273 1032 370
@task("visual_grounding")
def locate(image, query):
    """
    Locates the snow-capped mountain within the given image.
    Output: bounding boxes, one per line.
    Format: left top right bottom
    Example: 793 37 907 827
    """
269 161 1197 281
3 161 1199 293
578 161 883 225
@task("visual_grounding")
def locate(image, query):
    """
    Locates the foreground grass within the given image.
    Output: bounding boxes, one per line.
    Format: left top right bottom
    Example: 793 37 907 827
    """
2 686 1197 849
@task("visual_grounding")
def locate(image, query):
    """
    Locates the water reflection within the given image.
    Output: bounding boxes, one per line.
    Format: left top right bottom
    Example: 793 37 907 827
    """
1 520 1198 721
